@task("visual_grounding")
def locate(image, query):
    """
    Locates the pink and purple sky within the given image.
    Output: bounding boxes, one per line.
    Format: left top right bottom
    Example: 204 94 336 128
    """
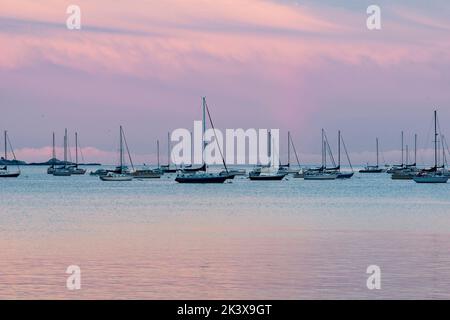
1 0 450 164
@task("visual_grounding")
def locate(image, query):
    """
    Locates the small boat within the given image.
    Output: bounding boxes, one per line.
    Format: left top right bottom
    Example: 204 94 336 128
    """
0 131 21 178
175 97 229 184
414 110 449 184
359 138 384 173
100 126 133 181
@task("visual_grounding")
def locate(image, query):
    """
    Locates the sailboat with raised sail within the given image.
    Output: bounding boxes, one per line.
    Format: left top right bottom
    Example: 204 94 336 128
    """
100 126 133 181
53 129 71 176
175 97 230 183
414 110 448 183
359 138 384 173
0 130 21 178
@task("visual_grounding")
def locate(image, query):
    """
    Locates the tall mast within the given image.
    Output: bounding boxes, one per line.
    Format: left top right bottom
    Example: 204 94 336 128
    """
167 132 170 167
202 97 206 164
376 138 379 167
75 132 78 167
406 145 409 166
434 110 438 169
157 139 160 168
64 128 67 163
321 129 324 168
338 130 341 168
4 130 7 161
120 126 123 168
52 132 56 160
414 133 417 165
287 131 290 167
401 131 404 166
268 130 272 164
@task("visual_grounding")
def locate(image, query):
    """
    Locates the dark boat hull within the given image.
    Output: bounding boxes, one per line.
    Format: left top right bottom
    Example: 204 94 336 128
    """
249 174 286 181
175 175 227 183
0 172 20 178
359 169 383 173
336 172 354 179
182 163 207 173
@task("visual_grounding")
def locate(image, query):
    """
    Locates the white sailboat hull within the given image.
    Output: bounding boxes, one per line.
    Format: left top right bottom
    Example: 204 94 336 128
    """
0 170 21 178
100 174 133 181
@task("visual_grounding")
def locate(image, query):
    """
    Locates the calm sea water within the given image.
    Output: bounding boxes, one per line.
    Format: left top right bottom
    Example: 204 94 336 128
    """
1 166 450 299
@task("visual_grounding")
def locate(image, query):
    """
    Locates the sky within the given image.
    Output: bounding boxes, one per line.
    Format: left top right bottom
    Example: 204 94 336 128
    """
1 0 450 165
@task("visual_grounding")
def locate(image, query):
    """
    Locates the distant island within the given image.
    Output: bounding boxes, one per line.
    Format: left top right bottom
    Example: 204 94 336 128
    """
0 157 101 166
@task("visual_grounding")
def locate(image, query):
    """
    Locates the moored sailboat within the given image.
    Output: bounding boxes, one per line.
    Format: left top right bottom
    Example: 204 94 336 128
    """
67 132 86 175
391 133 418 180
175 97 230 183
414 110 448 184
336 131 354 179
359 138 384 173
161 132 177 173
248 130 287 181
53 129 72 176
47 132 57 174
0 130 21 178
304 129 337 180
131 140 162 179
100 126 133 181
